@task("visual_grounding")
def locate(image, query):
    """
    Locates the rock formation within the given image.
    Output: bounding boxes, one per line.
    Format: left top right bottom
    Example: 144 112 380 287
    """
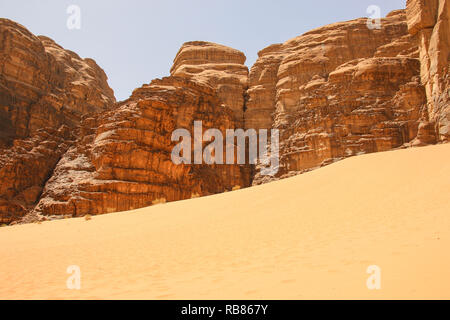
0 19 115 223
170 41 249 126
0 2 448 224
406 0 450 141
0 126 74 224
248 10 435 183
32 77 251 218
0 19 115 147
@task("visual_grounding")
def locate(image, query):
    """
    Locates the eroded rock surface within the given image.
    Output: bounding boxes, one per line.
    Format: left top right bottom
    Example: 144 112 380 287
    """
406 0 450 141
33 77 251 218
248 10 434 183
0 19 115 223
1 4 448 223
0 126 74 224
171 41 249 126
0 19 115 146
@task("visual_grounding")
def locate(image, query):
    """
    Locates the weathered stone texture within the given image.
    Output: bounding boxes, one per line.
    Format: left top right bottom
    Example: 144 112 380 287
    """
170 41 249 126
33 77 251 218
406 0 450 141
248 10 433 183
1 3 448 223
0 19 115 223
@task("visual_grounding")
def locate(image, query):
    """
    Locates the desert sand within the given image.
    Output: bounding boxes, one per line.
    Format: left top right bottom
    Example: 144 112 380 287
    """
0 144 449 299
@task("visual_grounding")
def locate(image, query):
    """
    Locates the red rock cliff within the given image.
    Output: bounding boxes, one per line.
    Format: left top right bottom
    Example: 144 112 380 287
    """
1 3 448 224
32 77 251 219
170 41 249 126
0 19 115 223
247 10 435 184
406 0 450 141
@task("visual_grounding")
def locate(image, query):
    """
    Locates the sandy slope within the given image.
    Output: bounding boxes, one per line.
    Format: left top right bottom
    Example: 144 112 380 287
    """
0 144 449 299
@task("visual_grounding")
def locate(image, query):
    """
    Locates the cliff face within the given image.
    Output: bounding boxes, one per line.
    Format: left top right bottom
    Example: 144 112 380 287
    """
30 42 251 219
247 10 435 183
406 0 450 141
1 3 448 224
0 19 115 224
32 77 251 219
246 11 419 130
170 41 249 126
0 126 74 224
0 19 115 147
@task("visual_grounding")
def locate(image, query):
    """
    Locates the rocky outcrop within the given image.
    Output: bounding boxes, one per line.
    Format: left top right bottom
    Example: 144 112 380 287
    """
258 57 428 182
248 10 434 183
246 10 419 130
1 3 448 224
0 19 115 223
32 77 251 218
0 19 115 146
0 126 74 224
170 41 249 126
406 0 450 141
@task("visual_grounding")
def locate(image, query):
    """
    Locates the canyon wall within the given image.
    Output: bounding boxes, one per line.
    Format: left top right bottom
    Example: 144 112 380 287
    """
29 42 251 220
170 41 249 126
247 10 435 183
0 19 115 147
1 2 448 224
32 77 251 219
406 0 450 141
0 19 115 223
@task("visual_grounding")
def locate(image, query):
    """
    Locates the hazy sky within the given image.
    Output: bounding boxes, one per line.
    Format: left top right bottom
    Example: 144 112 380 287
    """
1 0 406 101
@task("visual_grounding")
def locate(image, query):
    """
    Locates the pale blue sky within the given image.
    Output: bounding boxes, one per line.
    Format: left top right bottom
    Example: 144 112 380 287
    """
1 0 406 101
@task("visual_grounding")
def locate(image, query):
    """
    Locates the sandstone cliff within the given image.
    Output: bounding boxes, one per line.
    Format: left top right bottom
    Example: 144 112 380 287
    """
1 2 448 224
0 126 74 224
0 19 115 146
248 10 435 183
406 0 450 141
170 41 249 126
32 77 251 218
0 19 115 223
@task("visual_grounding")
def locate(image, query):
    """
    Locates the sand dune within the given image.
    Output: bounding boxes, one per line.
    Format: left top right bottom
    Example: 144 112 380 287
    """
0 144 449 299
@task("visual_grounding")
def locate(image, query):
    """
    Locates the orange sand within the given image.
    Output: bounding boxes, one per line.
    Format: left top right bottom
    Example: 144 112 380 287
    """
0 144 449 299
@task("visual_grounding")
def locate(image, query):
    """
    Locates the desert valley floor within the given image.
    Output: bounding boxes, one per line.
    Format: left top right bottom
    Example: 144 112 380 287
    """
1 143 449 299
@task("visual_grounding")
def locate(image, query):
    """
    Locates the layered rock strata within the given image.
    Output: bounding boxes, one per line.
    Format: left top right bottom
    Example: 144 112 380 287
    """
406 0 450 141
1 4 448 223
0 126 74 224
170 41 249 126
0 19 115 147
247 10 435 183
33 77 251 218
0 19 115 223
